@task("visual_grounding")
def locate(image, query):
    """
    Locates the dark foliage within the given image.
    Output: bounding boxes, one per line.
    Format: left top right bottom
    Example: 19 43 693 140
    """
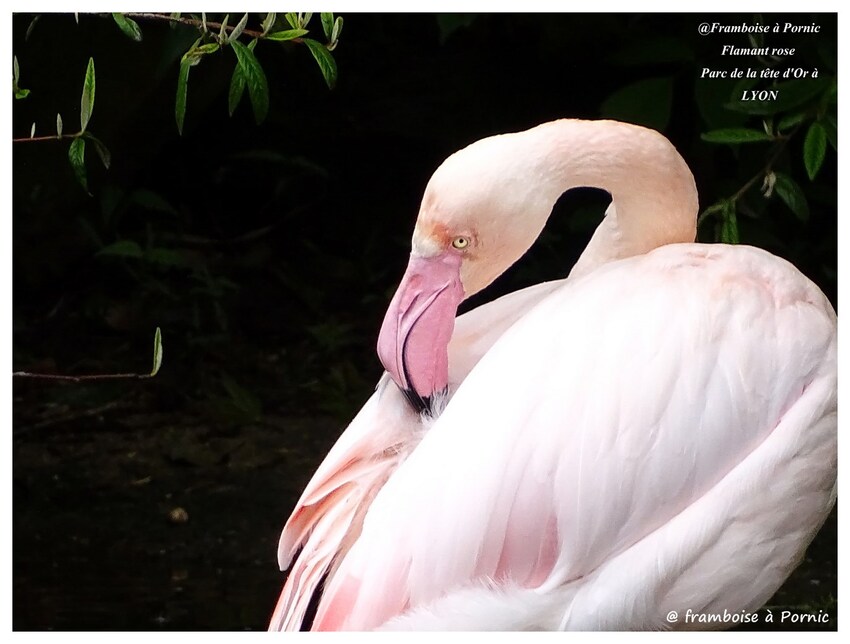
13 13 837 415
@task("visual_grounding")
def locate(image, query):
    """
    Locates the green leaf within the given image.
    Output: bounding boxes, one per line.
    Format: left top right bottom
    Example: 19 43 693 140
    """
772 172 809 221
328 17 343 51
175 55 192 134
820 77 837 108
803 122 827 180
14 55 30 97
226 37 257 117
112 13 142 41
303 38 338 89
777 110 810 133
230 39 269 124
719 203 739 244
14 57 30 98
56 113 63 137
25 15 40 40
261 12 276 35
599 77 673 131
285 12 299 29
332 17 343 44
266 28 308 41
228 63 247 116
821 115 837 151
68 137 88 193
701 128 774 144
195 43 220 55
97 239 144 258
151 327 163 376
80 57 95 132
82 132 111 169
321 12 334 40
231 13 249 42
218 14 230 42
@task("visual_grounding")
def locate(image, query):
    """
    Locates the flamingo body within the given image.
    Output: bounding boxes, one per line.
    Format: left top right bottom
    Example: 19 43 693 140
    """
269 119 836 631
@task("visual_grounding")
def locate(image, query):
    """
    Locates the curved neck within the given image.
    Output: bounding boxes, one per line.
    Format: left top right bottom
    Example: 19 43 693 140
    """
419 120 699 296
526 120 698 279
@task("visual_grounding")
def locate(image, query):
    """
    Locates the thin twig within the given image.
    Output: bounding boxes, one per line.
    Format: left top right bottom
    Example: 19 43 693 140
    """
728 132 796 203
13 371 154 382
12 132 81 144
700 124 802 225
125 12 266 40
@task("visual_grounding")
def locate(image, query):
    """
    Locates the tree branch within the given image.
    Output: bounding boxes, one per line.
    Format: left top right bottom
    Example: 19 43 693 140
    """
698 124 802 226
13 132 81 144
125 12 266 40
13 371 155 382
728 130 797 204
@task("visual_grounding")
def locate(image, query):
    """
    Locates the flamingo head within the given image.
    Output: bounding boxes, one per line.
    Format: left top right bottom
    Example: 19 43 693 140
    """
376 120 700 413
376 133 554 413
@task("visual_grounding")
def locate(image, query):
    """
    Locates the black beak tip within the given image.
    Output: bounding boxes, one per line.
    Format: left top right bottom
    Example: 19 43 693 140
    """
402 388 432 415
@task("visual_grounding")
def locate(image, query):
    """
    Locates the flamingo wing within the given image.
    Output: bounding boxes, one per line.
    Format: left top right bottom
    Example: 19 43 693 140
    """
311 244 836 630
268 375 417 630
269 279 566 630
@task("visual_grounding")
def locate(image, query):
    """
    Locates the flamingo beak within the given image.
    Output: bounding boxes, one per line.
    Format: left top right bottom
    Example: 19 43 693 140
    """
377 252 464 413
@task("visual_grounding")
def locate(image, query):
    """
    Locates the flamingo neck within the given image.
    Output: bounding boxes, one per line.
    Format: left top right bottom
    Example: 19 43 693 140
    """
527 119 699 280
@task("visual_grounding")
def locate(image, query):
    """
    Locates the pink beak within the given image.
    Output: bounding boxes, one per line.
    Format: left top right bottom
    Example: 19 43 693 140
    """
377 252 465 412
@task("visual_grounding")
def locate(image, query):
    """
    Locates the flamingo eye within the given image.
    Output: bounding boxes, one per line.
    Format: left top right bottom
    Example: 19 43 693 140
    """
451 236 470 250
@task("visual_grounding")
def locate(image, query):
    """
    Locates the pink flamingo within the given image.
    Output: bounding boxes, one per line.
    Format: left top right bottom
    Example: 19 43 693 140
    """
268 119 836 631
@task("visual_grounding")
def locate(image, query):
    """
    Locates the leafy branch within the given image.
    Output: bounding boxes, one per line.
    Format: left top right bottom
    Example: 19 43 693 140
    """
12 56 110 194
698 75 836 243
13 328 163 381
82 11 344 135
12 12 344 192
13 55 30 98
164 11 343 134
125 11 266 40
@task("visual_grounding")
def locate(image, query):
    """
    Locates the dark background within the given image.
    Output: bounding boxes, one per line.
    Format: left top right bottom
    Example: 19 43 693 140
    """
12 13 837 630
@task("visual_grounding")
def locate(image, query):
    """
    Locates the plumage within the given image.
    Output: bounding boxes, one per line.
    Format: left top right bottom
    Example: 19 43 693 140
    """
268 119 836 631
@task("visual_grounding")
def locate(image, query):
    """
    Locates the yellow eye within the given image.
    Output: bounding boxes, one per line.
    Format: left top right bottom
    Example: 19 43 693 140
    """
451 236 470 250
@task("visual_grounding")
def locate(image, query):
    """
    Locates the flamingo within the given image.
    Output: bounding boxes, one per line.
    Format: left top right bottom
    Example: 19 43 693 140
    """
268 119 837 631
